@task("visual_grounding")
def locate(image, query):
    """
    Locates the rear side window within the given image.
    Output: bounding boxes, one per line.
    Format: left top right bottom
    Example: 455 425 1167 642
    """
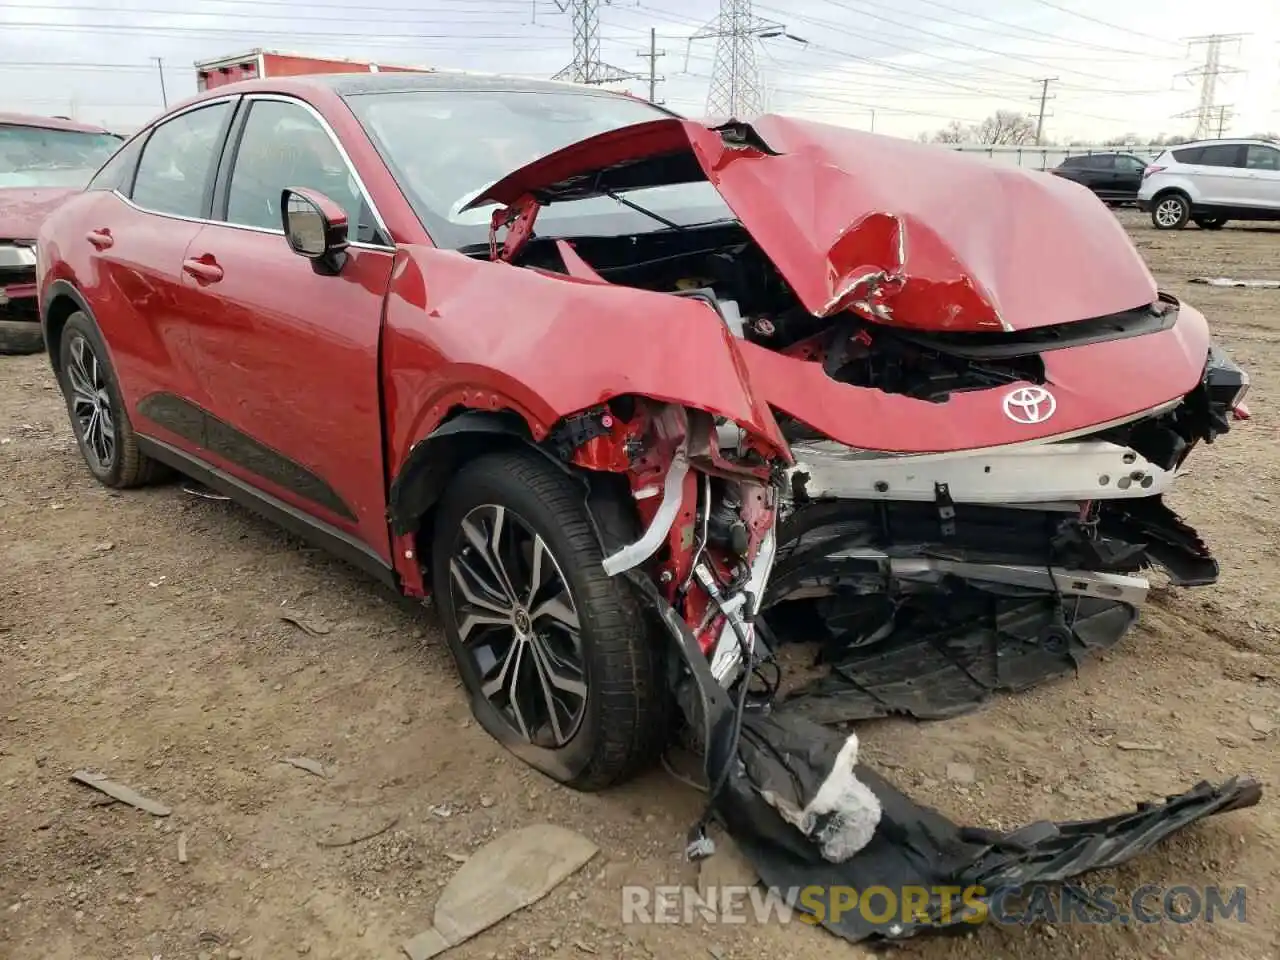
1171 146 1204 164
1246 145 1280 170
87 136 142 193
1197 144 1244 167
1089 154 1116 169
131 102 233 218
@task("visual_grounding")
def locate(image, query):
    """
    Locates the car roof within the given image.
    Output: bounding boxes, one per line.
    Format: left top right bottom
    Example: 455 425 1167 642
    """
206 70 645 100
1165 138 1277 150
0 111 115 135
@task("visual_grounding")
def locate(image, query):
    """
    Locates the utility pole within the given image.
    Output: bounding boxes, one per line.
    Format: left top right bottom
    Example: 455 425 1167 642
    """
636 27 666 103
551 1 638 85
1216 104 1232 137
1033 77 1057 145
685 0 805 120
153 56 168 109
1177 34 1245 139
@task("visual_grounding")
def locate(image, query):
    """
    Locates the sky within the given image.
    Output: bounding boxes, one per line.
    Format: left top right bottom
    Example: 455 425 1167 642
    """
1 0 1277 142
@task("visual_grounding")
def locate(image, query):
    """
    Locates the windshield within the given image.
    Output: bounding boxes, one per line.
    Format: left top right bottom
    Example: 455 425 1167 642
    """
0 124 122 189
344 88 732 250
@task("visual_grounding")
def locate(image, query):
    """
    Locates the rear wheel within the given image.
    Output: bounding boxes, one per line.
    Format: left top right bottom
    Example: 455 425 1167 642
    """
56 312 168 488
430 450 663 791
1152 194 1191 230
1194 216 1227 230
0 320 43 355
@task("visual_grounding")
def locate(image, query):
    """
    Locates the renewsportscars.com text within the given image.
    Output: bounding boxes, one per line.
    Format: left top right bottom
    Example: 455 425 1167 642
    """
621 883 1248 927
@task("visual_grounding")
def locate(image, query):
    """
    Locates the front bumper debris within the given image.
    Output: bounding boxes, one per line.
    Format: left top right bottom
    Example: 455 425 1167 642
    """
718 712 1260 943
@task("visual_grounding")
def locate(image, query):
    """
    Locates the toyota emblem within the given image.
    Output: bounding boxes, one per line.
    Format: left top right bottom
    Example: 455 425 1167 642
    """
1002 385 1057 424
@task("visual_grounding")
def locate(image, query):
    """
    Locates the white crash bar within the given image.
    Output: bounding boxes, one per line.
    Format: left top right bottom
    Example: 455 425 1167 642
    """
788 440 1175 505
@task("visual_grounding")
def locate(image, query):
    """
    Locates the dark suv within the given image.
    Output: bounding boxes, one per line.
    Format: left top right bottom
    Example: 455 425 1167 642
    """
1050 152 1149 205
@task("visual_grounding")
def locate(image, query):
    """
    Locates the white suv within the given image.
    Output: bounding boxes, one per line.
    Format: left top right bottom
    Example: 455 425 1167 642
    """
1138 138 1280 230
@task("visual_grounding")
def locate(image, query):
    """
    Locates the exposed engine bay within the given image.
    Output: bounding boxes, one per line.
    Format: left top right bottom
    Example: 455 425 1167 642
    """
469 113 1260 945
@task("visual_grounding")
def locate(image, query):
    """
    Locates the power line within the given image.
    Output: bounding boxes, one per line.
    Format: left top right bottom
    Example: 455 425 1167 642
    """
1023 0 1185 47
886 0 1183 60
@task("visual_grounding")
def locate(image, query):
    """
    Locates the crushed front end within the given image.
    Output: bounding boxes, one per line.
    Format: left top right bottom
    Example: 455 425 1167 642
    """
475 112 1260 946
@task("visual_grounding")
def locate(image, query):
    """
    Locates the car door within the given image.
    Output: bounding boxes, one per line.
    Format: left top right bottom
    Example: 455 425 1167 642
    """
174 94 398 560
80 99 236 416
1191 143 1246 205
1085 154 1117 196
1113 155 1145 198
1243 143 1280 210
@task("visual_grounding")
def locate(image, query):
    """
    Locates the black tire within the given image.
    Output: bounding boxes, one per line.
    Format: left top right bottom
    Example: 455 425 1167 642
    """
56 311 168 488
0 319 44 355
1151 193 1191 230
431 450 663 791
1194 216 1227 230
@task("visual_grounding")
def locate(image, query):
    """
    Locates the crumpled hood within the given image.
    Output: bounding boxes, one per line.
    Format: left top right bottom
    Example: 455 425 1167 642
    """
472 115 1158 332
0 187 76 240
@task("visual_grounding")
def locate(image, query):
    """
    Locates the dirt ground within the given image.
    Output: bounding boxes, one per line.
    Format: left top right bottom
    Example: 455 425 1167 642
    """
2 210 1278 960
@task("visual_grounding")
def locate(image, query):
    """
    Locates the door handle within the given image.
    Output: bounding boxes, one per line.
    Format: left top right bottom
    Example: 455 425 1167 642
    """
182 256 224 284
86 229 113 250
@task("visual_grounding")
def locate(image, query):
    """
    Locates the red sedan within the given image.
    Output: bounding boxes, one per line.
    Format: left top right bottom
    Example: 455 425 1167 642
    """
36 72 1248 795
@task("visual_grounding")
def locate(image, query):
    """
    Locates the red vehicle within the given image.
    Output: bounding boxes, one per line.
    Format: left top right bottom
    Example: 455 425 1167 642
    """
0 113 121 353
36 73 1259 938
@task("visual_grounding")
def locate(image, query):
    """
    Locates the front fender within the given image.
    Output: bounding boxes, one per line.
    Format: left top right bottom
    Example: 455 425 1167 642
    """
380 247 789 485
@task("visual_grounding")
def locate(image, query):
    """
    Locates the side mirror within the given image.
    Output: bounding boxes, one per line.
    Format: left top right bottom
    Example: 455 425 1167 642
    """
281 187 349 275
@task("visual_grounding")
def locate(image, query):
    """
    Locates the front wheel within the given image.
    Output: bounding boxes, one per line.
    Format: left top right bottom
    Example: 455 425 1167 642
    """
430 450 664 791
1152 194 1191 230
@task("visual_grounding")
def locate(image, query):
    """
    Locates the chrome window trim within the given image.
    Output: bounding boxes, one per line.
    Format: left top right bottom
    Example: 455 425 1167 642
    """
111 191 394 252
123 92 396 252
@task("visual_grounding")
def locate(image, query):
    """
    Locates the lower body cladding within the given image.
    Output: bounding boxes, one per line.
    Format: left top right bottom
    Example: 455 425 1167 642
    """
592 394 1259 944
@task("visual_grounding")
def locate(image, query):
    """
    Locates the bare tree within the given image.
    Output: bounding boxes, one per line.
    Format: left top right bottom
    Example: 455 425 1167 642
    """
974 110 1038 145
924 112 1038 145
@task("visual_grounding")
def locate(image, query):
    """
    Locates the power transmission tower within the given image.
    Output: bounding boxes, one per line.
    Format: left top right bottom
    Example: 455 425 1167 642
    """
1032 77 1056 145
685 0 802 119
636 27 666 103
1177 34 1245 139
551 1 638 85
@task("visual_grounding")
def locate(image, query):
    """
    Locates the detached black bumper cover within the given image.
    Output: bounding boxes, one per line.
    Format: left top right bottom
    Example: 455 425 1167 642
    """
714 713 1261 943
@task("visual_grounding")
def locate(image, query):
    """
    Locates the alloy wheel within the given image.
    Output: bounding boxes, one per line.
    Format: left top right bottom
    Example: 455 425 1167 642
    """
1155 198 1185 228
66 334 116 472
448 504 588 748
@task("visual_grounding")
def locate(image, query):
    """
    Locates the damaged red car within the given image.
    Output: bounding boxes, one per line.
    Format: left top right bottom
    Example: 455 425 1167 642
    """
36 73 1260 944
0 113 121 354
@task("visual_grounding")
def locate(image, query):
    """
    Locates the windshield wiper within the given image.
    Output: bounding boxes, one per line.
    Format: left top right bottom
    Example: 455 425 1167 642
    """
599 186 684 232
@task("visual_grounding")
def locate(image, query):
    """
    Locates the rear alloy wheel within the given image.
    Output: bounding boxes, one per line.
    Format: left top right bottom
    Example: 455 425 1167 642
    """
431 450 663 791
0 320 44 355
1152 194 1190 230
1194 216 1227 230
56 311 168 488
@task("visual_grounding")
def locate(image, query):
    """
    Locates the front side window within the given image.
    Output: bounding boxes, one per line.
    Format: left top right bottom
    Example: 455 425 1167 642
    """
131 102 232 218
345 88 732 250
225 99 373 242
0 124 122 190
